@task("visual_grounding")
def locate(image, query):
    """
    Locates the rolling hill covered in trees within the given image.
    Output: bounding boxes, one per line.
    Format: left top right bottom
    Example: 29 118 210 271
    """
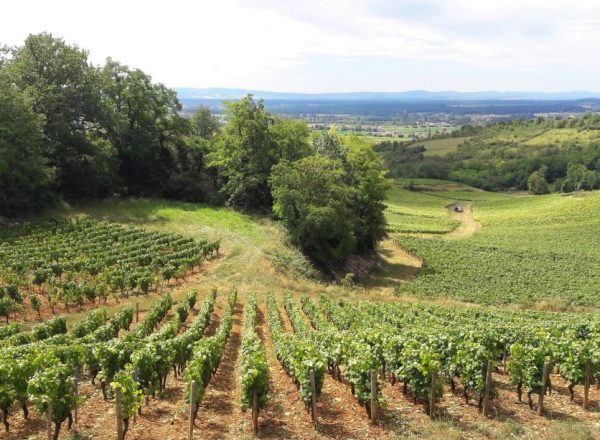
377 114 600 193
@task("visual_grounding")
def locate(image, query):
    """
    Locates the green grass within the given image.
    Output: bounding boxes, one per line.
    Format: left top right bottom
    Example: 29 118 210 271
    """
58 197 319 283
394 178 460 186
523 128 600 146
385 184 459 234
412 136 471 156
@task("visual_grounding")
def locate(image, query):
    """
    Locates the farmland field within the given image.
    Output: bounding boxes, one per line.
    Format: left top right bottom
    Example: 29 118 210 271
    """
1 194 600 440
413 136 472 156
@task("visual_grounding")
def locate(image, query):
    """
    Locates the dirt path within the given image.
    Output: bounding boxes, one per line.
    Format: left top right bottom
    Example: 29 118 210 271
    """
192 301 245 439
256 304 317 439
362 240 422 296
444 203 481 240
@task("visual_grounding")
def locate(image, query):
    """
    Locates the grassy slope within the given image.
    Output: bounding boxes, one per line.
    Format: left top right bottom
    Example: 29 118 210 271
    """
385 183 460 234
57 198 398 304
415 136 472 156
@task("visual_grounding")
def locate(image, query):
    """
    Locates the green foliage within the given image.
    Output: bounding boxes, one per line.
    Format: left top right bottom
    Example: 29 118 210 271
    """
271 156 356 266
28 352 78 439
0 73 52 217
0 33 221 211
528 170 549 194
184 289 237 416
8 33 119 200
0 218 218 314
110 364 143 420
271 131 389 267
190 106 220 140
393 187 600 307
240 293 269 411
186 290 198 309
209 95 312 211
266 293 324 407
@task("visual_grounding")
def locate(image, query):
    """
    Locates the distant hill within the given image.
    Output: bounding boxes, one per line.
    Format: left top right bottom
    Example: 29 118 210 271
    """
175 88 600 117
377 113 600 192
175 87 600 102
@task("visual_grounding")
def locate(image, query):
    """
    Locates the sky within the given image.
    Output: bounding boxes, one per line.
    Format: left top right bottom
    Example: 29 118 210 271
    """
3 0 600 93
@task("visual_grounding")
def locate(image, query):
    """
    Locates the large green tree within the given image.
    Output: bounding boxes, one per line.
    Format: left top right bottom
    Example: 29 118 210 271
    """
270 156 356 267
270 132 389 268
7 33 119 199
99 59 189 194
344 136 391 250
190 106 220 140
209 95 311 211
0 74 52 216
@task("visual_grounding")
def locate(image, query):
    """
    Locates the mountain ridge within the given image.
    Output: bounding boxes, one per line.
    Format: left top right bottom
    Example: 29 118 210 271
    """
175 87 600 101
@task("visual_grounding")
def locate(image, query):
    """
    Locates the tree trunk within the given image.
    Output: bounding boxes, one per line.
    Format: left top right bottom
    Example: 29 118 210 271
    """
517 382 522 402
2 408 9 432
527 391 534 410
22 402 28 420
568 383 575 401
101 380 107 400
53 422 61 440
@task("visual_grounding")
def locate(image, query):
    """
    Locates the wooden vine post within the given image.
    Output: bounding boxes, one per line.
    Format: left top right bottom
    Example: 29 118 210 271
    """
116 387 124 440
482 360 493 416
46 404 53 440
136 302 139 323
537 362 551 416
429 371 437 418
584 359 592 410
74 366 80 424
370 370 378 425
251 389 259 436
310 369 319 430
188 380 197 440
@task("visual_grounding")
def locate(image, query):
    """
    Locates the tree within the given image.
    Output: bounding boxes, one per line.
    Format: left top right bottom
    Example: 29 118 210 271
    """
209 95 312 211
527 170 550 195
270 156 356 268
563 163 599 192
190 106 220 140
0 73 52 216
99 59 188 195
313 129 347 160
209 95 276 210
7 33 119 199
344 137 391 250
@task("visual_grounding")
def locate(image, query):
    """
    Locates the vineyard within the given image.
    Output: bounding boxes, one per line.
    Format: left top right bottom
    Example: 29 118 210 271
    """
390 182 600 308
1 193 600 439
2 287 600 439
0 218 219 322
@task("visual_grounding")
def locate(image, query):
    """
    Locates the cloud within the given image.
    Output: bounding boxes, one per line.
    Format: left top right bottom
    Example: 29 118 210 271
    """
2 0 600 91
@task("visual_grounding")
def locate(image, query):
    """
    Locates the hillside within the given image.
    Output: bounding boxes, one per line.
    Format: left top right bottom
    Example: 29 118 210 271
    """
2 185 600 439
378 114 600 192
387 180 600 309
